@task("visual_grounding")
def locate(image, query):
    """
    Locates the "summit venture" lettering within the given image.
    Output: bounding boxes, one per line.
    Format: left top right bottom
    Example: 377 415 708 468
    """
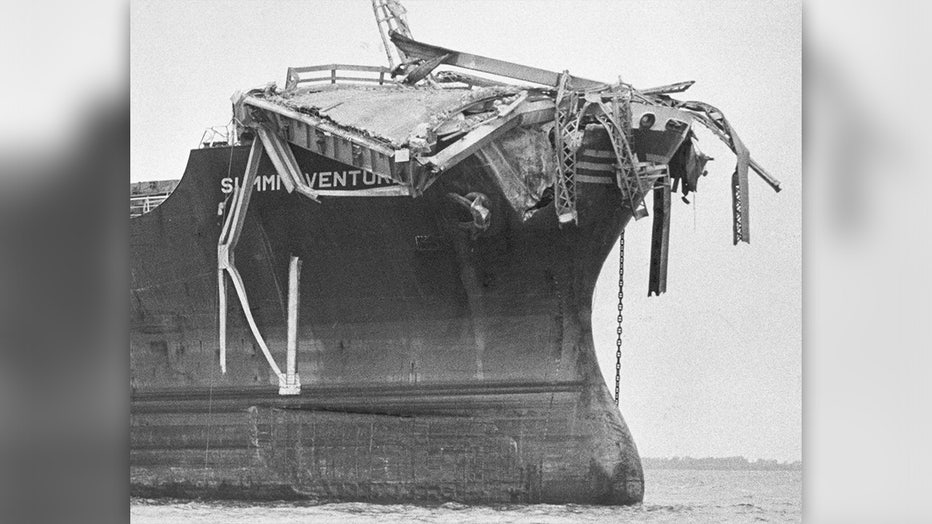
220 169 395 193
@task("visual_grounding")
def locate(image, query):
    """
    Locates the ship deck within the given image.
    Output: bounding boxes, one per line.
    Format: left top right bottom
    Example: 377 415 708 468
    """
259 83 518 147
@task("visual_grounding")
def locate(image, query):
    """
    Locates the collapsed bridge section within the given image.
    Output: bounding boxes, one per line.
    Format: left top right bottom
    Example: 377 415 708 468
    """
217 32 780 393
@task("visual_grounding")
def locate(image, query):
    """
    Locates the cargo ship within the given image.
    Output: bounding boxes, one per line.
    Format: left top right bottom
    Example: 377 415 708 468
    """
130 1 779 505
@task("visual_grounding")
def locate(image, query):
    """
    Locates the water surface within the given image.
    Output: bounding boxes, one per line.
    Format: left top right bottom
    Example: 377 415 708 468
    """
131 469 801 523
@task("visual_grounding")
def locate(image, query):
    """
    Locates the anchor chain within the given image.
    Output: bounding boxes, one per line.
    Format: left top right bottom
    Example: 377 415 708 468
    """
615 230 625 406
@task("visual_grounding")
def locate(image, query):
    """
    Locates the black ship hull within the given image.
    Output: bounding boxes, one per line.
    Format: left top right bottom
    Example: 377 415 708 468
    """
131 143 643 504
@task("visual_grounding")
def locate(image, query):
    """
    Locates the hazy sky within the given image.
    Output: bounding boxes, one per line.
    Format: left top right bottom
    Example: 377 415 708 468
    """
131 0 800 461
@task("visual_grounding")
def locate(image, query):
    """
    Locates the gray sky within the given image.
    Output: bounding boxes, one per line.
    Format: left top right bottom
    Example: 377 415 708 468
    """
131 0 800 461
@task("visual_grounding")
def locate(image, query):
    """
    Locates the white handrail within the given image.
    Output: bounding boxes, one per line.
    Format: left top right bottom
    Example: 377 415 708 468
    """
130 193 171 217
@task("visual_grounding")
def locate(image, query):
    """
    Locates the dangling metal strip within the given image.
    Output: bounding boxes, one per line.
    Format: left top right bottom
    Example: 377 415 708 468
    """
730 130 750 245
280 255 302 395
648 178 671 296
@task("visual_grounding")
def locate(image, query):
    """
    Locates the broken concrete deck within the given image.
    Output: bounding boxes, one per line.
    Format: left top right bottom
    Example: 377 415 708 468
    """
262 84 474 148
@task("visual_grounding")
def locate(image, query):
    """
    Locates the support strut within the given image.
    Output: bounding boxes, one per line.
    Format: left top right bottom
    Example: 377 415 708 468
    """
553 72 581 224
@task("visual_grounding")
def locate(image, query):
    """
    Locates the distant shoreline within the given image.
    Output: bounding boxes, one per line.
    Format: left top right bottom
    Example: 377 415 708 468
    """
642 456 802 471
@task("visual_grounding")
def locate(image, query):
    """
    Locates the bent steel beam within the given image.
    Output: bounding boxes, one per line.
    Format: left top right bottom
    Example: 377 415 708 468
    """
255 125 321 202
677 101 781 194
390 32 604 89
640 80 696 96
217 138 285 384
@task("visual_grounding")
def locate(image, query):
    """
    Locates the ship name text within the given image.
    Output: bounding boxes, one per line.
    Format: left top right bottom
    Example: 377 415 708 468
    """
221 169 395 193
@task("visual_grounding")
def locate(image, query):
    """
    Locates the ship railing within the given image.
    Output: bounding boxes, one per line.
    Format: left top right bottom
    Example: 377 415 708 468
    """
199 121 238 149
130 193 171 218
285 64 396 90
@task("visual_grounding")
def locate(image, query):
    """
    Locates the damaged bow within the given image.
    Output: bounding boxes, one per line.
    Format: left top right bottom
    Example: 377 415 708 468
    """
227 26 780 300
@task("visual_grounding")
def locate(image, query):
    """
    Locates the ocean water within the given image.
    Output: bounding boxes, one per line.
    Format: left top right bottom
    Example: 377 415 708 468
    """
130 469 801 523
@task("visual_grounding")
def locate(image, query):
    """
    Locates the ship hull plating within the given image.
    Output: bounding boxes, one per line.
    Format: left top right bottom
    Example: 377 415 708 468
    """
130 144 643 504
